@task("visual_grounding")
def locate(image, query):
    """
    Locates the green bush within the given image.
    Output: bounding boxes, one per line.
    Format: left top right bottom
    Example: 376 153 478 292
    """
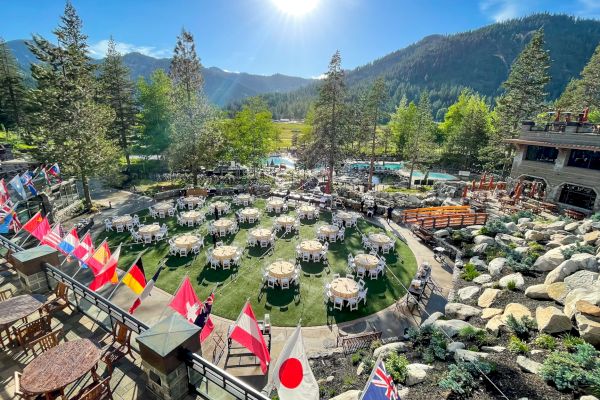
508 335 530 354
505 279 517 291
481 219 510 236
534 334 557 350
540 344 600 393
407 325 448 362
561 243 595 260
460 263 480 281
458 326 491 347
592 212 600 222
561 334 586 351
384 353 409 384
438 361 494 396
351 350 365 365
506 315 537 340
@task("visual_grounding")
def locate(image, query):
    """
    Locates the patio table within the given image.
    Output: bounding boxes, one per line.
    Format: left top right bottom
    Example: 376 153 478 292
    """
139 224 160 237
235 194 253 205
298 205 317 218
240 208 260 220
213 246 239 263
330 278 359 299
112 215 132 228
299 240 323 259
276 215 295 228
211 201 230 213
249 228 272 242
213 219 234 232
0 294 46 326
336 211 357 224
181 211 204 224
368 233 393 249
354 254 380 270
20 339 101 396
319 224 339 237
174 234 201 251
267 261 295 279
153 203 173 215
183 196 203 207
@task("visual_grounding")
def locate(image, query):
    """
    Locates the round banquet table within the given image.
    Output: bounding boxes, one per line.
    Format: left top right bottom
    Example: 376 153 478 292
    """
336 211 357 224
299 240 323 258
267 261 295 279
330 278 359 299
319 224 339 237
211 201 229 213
181 210 204 224
139 224 160 236
183 196 203 206
368 233 393 248
298 205 317 217
249 228 272 241
267 198 284 209
154 203 173 213
20 339 101 395
354 254 380 270
112 215 132 227
213 246 238 262
0 294 46 326
240 208 260 220
213 219 234 232
174 234 201 250
276 215 296 227
236 194 252 203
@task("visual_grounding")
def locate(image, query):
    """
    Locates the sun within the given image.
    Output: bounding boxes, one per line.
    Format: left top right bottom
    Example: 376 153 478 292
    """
272 0 319 16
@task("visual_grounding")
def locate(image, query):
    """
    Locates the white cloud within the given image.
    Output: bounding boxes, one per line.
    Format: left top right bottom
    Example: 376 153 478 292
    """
311 73 326 80
479 0 527 22
88 39 170 59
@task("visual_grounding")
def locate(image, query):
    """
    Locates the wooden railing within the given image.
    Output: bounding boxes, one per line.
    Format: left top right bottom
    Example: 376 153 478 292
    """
416 213 488 230
401 206 472 223
340 331 382 355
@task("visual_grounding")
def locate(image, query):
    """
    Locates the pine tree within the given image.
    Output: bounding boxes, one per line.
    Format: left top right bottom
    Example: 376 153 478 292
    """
136 69 172 159
170 29 203 102
98 37 137 168
366 77 387 190
556 43 600 112
0 37 28 131
27 1 120 208
487 29 550 173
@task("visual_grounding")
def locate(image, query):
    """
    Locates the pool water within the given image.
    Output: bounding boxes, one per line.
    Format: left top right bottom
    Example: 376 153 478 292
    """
351 162 404 171
351 162 456 181
267 156 295 168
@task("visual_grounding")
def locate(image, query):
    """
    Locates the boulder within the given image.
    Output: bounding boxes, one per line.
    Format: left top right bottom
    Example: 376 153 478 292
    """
505 222 518 233
373 342 408 359
502 303 532 323
457 286 481 301
575 300 600 317
433 319 474 337
544 253 598 285
517 356 542 374
564 286 600 318
575 314 600 346
517 217 532 225
546 220 567 231
478 289 501 308
525 230 547 242
481 345 505 353
564 270 599 291
471 243 489 255
473 274 492 284
580 396 599 400
454 349 489 363
447 342 465 353
488 257 507 277
486 315 504 335
525 284 551 300
583 230 600 245
564 221 580 232
533 247 567 272
470 256 488 271
433 229 450 238
421 311 444 327
445 303 481 320
474 235 495 245
496 233 526 247
330 390 360 400
547 282 569 305
577 220 593 235
499 273 525 290
481 308 503 319
559 235 579 245
405 363 433 386
514 246 530 256
535 306 572 333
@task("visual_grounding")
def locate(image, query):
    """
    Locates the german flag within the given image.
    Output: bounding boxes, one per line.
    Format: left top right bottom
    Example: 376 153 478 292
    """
122 257 146 295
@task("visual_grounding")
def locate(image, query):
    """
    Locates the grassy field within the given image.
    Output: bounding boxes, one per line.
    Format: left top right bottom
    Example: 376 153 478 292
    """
98 198 416 326
274 121 307 150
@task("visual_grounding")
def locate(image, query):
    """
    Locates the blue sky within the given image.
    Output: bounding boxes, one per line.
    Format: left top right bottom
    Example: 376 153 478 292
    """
3 0 600 78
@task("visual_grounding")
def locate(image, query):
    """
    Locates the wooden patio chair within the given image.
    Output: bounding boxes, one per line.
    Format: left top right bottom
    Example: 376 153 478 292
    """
13 315 52 354
0 287 12 301
101 321 133 374
70 377 112 400
29 328 63 355
44 282 74 315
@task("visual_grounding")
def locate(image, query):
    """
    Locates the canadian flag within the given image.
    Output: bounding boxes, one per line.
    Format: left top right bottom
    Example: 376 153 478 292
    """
271 325 319 399
169 277 201 323
228 301 270 374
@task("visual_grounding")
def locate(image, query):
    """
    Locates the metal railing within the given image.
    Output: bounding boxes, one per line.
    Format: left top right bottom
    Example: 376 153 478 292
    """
0 235 270 400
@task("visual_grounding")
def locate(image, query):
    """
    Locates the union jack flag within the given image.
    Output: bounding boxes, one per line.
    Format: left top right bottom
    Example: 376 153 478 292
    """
360 359 400 400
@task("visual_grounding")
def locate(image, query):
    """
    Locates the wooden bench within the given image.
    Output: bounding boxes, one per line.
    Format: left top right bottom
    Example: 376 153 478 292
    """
340 331 382 355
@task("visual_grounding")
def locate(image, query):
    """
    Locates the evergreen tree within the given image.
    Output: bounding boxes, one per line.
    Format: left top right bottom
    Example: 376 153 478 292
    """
304 51 350 192
170 29 203 102
556 42 600 112
365 77 387 190
27 1 120 208
136 69 173 158
487 29 550 173
0 37 28 131
98 37 137 169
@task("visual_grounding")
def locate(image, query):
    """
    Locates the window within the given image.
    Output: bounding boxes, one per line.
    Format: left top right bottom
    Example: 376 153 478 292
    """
524 146 558 163
558 184 597 210
567 149 600 170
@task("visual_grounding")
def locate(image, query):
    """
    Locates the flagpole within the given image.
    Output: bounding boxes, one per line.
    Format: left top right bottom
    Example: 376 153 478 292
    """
357 354 384 400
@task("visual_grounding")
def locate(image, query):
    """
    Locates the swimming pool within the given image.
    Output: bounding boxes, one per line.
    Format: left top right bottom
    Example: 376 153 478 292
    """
350 162 456 180
267 156 295 168
350 162 404 171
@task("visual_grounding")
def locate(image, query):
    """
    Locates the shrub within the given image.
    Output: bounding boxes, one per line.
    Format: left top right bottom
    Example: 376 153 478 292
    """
540 344 600 393
534 334 557 350
508 335 530 354
505 279 517 291
351 350 365 365
460 263 480 281
561 333 586 351
591 212 600 222
481 219 510 236
506 315 537 340
458 326 490 347
384 353 409 384
369 339 382 352
561 243 595 260
438 361 493 396
407 325 448 362
342 374 356 389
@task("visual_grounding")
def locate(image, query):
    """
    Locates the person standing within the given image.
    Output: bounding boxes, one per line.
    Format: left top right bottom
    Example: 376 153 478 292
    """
360 199 365 213
214 206 219 221
212 231 218 248
387 205 394 222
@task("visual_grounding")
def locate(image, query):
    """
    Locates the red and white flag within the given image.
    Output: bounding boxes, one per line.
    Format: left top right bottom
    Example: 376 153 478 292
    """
41 224 63 250
89 244 120 291
272 325 319 399
72 232 94 266
169 276 201 323
228 301 270 374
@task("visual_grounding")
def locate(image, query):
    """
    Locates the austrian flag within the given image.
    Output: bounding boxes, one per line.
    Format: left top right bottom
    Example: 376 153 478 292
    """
228 301 270 374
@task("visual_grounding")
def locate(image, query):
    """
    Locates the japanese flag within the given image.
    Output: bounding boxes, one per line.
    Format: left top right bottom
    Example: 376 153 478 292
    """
272 325 319 400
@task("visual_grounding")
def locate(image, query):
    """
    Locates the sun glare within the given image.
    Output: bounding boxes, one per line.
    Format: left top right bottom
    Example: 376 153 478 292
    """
272 0 319 16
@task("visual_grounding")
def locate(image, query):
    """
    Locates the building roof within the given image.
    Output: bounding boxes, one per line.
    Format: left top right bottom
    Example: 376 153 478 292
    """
504 138 600 152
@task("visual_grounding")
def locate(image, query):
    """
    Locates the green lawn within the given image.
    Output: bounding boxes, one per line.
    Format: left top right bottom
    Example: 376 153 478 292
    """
98 198 417 326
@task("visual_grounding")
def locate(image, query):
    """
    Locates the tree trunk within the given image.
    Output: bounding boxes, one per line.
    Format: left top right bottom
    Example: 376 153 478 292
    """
367 112 378 191
81 173 92 209
193 168 198 186
408 160 415 190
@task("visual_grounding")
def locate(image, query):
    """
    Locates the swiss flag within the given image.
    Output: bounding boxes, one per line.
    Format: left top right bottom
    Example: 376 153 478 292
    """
228 301 270 374
272 325 318 399
89 245 120 291
169 277 201 323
